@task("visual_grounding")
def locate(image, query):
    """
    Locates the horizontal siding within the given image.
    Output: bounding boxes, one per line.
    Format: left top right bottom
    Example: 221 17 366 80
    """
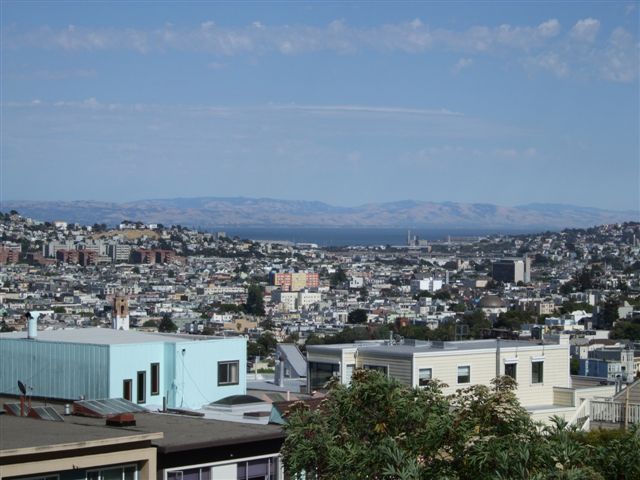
414 351 497 394
0 338 109 400
357 352 412 385
412 345 570 407
307 351 342 364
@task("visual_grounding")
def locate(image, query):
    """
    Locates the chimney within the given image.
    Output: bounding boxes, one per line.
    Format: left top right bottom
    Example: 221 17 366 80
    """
27 313 37 339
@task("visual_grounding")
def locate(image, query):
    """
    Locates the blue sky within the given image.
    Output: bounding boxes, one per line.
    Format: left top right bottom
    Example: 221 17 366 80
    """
1 1 638 211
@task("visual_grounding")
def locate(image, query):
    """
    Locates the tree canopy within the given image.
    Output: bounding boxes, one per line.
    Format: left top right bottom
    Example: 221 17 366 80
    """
282 370 640 479
245 284 266 316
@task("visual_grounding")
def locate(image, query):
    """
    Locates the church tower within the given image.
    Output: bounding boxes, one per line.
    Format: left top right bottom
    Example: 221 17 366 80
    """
112 294 130 330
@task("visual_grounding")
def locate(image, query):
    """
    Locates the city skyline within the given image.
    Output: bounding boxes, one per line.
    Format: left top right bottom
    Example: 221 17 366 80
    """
1 1 638 211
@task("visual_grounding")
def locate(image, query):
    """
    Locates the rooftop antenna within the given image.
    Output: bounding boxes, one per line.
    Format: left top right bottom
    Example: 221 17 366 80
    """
17 380 31 416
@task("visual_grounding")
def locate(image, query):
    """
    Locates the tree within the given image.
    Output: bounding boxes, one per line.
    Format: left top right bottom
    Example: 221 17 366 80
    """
282 370 638 479
158 314 178 333
141 319 158 328
330 268 347 286
245 284 265 316
601 298 619 327
347 309 368 324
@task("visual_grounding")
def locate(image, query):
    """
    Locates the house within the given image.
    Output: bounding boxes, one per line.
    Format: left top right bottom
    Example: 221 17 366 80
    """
305 337 615 424
0 328 246 410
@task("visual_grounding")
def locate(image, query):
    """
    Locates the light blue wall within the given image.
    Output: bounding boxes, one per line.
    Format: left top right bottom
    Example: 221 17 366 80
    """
107 337 247 409
0 336 246 410
0 338 109 400
108 342 166 407
172 337 247 409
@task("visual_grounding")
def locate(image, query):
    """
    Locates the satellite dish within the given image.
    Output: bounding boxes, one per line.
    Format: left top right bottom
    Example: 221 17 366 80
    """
18 380 26 395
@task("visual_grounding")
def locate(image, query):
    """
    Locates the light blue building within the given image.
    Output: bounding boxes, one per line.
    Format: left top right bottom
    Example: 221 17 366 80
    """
0 328 246 409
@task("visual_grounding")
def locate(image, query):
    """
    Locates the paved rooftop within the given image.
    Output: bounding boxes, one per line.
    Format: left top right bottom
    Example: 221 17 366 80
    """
0 328 234 345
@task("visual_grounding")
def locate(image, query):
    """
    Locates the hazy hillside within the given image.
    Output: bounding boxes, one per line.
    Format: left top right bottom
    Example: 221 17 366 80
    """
2 197 637 230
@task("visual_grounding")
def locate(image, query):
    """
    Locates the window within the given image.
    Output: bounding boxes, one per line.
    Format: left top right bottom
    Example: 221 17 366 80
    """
136 371 146 404
532 361 544 384
418 368 433 386
345 364 355 383
505 363 517 380
457 366 470 384
150 363 160 395
237 457 277 479
167 468 210 480
87 465 136 480
122 379 132 401
309 361 340 389
363 364 388 375
218 361 240 386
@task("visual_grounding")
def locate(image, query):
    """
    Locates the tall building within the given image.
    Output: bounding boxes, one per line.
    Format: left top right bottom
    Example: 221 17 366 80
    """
491 257 531 284
269 271 319 292
113 294 130 330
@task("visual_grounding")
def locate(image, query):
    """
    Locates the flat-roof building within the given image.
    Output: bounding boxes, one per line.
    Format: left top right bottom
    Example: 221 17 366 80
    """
0 329 246 410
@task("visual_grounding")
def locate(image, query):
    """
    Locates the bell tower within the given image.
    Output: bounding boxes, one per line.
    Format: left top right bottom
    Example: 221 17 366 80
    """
112 294 130 330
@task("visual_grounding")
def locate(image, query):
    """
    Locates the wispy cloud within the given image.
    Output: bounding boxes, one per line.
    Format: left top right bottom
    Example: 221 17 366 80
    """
451 57 473 74
570 18 600 43
0 18 564 55
2 17 636 83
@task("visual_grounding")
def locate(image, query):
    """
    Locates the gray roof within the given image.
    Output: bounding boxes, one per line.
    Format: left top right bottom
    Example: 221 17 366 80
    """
0 328 232 346
1 405 283 454
277 344 307 377
0 414 158 452
309 339 557 359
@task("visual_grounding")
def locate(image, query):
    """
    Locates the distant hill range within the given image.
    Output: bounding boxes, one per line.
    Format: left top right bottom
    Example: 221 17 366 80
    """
2 198 638 230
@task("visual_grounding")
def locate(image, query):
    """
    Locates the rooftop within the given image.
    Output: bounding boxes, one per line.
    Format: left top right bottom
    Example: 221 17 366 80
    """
0 328 234 345
308 338 563 358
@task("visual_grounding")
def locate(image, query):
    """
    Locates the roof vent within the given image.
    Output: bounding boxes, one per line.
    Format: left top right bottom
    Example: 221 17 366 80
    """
106 413 136 427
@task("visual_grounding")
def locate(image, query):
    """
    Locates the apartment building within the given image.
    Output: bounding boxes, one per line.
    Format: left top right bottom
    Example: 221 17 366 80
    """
269 271 319 292
306 337 593 422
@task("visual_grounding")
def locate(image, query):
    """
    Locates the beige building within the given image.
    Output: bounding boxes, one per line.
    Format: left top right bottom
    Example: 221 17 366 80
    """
306 337 616 425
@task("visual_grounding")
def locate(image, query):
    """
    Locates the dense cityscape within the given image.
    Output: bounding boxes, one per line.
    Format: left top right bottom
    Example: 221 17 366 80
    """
2 1 639 479
2 210 640 478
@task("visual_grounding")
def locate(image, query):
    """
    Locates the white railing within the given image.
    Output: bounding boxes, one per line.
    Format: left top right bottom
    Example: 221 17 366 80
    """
590 400 640 425
566 398 590 431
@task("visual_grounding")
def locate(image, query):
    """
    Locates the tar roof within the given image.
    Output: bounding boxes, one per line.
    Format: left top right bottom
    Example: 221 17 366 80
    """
1 409 284 454
0 415 160 453
0 328 230 345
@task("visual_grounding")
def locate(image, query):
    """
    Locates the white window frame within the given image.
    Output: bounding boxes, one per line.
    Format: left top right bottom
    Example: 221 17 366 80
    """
418 368 433 386
218 360 240 386
457 365 471 384
86 463 138 480
163 454 281 480
531 359 544 385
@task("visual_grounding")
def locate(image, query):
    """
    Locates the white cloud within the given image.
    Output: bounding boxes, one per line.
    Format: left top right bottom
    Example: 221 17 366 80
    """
537 19 561 38
525 52 569 78
4 18 563 55
600 27 639 83
570 18 600 43
273 104 463 116
452 57 473 74
2 18 636 83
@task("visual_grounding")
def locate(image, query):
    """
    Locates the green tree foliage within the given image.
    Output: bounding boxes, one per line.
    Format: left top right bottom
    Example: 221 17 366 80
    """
601 298 620 327
245 284 265 316
609 319 640 341
282 370 640 479
141 319 158 328
330 268 347 286
158 314 178 333
494 309 536 331
347 309 368 324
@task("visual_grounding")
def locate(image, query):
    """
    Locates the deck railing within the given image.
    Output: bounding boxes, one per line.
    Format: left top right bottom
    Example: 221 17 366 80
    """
590 400 640 425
